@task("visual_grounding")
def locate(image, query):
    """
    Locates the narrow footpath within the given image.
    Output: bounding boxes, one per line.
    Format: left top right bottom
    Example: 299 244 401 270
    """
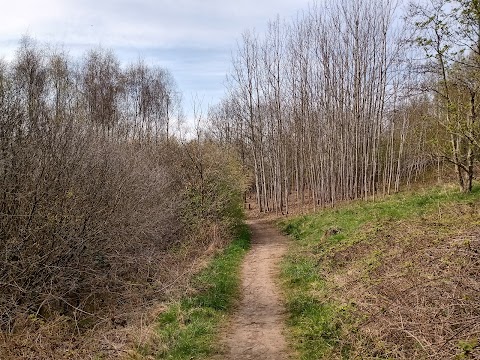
221 219 290 360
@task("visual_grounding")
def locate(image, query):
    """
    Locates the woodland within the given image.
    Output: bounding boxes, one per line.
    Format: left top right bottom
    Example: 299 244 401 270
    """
1 0 479 358
210 0 480 211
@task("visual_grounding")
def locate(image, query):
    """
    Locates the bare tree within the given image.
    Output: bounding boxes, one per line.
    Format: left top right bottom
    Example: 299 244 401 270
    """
214 0 423 212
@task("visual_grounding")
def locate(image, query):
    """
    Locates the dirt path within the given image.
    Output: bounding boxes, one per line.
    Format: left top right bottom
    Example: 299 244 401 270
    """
220 219 290 360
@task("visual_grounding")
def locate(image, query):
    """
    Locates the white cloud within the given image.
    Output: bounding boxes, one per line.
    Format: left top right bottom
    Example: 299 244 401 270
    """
0 0 311 121
2 0 311 47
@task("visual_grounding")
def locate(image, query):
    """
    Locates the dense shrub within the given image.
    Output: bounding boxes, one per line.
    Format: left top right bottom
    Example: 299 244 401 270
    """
0 37 246 343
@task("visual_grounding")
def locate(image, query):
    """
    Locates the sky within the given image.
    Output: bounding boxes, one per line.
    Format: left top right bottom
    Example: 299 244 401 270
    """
0 0 311 130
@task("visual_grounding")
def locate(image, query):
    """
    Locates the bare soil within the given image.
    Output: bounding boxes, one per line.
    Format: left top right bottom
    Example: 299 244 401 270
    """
219 219 290 360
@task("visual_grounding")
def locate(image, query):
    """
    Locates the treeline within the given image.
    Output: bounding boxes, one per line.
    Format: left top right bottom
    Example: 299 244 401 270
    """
209 0 480 213
0 36 246 348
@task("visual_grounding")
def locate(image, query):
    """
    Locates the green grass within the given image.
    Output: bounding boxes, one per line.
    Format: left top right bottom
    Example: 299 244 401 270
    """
153 225 250 360
282 185 480 253
279 185 480 359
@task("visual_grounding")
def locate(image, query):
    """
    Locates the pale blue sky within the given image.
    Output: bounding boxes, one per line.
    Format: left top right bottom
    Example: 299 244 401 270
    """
0 0 311 130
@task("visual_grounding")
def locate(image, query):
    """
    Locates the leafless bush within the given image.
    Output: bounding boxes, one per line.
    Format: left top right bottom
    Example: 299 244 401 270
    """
0 37 246 358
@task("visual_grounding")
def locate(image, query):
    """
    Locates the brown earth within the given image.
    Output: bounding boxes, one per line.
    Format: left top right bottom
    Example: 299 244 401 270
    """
218 219 291 360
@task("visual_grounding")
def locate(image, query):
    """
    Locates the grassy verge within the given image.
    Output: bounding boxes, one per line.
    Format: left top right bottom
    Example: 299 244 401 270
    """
279 185 480 359
147 224 250 360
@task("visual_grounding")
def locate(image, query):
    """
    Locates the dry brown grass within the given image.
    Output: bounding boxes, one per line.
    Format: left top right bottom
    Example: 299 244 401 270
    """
0 230 233 360
327 201 480 359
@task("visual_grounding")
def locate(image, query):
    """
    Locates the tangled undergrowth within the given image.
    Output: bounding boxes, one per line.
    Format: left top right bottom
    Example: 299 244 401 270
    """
0 38 248 359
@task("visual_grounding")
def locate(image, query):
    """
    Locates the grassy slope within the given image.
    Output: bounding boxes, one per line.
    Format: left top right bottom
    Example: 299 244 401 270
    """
132 225 250 360
279 185 480 359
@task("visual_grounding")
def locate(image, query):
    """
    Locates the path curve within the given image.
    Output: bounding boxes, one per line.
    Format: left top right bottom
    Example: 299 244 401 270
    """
221 219 290 360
